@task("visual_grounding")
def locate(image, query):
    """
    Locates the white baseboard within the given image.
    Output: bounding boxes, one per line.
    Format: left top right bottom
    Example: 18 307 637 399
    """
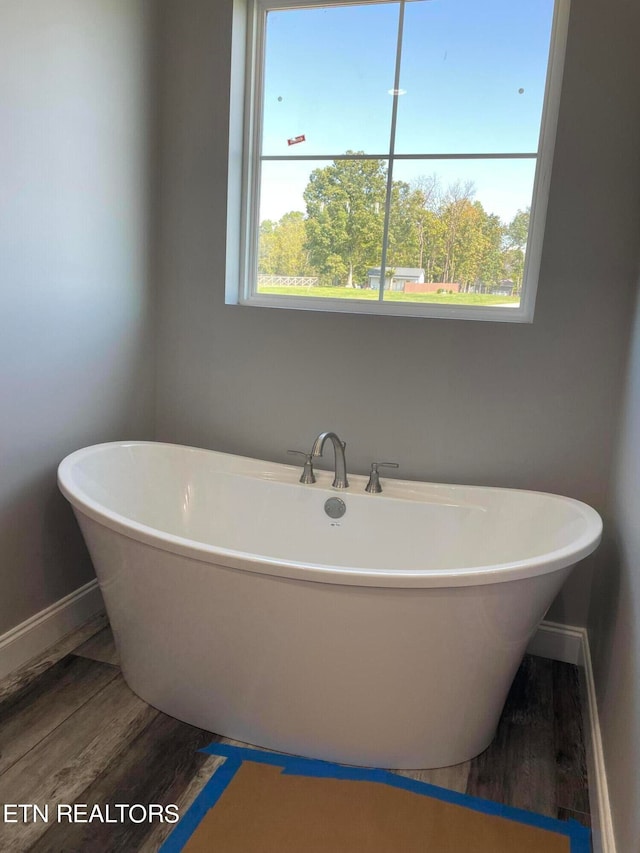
527 619 585 665
529 620 615 853
580 629 616 853
0 579 105 681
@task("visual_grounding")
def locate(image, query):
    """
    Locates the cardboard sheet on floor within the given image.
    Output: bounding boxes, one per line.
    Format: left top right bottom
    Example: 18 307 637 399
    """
182 760 570 852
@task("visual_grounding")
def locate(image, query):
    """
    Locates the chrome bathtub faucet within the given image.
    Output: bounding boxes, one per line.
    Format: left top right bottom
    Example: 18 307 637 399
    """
311 431 349 489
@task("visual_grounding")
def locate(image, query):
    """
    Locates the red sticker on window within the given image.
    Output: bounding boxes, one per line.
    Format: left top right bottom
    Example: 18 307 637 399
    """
287 134 306 146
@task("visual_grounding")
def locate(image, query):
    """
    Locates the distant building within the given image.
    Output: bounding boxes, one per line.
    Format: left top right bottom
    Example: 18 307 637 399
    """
366 268 460 293
367 267 424 291
492 279 516 296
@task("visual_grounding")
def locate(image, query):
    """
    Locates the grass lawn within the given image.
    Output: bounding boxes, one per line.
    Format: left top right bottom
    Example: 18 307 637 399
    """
257 285 520 306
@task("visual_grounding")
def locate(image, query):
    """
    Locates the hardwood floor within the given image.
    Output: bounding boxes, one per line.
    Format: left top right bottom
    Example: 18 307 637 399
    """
0 623 590 852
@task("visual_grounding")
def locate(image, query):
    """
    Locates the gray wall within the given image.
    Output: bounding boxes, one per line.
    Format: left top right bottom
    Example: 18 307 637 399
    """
0 0 156 635
589 283 640 849
587 7 640 849
155 0 640 626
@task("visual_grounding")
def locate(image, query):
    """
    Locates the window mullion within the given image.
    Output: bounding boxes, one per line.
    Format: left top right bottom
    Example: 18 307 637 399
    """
378 0 406 302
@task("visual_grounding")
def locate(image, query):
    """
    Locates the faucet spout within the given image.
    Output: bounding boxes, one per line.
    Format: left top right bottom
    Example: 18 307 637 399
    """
311 431 349 489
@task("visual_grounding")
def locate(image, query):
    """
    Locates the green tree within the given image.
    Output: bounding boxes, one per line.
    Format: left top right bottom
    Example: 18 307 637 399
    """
387 182 423 268
411 176 445 281
502 208 530 292
455 203 504 291
258 220 278 275
450 201 484 290
303 154 387 287
439 181 477 287
258 211 312 277
434 188 505 292
505 208 530 250
385 175 447 281
478 210 504 288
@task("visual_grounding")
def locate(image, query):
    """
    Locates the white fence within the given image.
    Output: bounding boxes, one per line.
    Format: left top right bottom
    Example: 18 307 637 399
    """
257 275 318 287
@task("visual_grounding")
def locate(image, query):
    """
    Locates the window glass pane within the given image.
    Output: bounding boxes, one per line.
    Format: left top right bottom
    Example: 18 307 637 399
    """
261 4 399 157
257 159 387 299
246 0 564 318
381 158 536 306
395 0 555 154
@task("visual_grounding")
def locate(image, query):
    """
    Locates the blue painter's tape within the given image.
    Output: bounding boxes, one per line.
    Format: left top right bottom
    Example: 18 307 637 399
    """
163 743 591 853
159 755 242 853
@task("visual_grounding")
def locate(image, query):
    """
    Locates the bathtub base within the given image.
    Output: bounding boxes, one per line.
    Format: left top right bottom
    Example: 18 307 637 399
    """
78 514 572 769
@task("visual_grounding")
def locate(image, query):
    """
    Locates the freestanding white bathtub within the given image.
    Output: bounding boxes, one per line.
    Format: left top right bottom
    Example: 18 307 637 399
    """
58 441 602 769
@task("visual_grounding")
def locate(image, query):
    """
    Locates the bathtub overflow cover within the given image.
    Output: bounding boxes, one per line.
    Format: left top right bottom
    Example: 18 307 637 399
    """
324 497 346 519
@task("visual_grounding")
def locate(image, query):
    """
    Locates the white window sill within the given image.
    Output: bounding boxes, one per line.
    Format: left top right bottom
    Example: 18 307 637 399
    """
238 293 534 323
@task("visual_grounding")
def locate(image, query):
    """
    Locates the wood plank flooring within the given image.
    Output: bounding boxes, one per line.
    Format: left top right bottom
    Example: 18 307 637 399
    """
0 623 590 852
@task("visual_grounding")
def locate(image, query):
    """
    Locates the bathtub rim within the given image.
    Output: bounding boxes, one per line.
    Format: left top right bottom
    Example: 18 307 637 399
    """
58 441 603 589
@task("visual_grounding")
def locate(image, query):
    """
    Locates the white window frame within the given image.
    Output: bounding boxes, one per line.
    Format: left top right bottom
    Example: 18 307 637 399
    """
226 0 570 323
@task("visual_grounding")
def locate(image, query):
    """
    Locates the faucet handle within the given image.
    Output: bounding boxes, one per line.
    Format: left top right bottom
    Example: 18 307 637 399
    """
287 450 316 484
365 461 399 494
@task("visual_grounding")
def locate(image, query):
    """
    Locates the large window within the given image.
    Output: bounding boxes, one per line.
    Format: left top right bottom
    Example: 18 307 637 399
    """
232 0 569 321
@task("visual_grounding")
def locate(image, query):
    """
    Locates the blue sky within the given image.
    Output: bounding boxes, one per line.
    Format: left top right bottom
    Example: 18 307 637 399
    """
259 0 555 224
